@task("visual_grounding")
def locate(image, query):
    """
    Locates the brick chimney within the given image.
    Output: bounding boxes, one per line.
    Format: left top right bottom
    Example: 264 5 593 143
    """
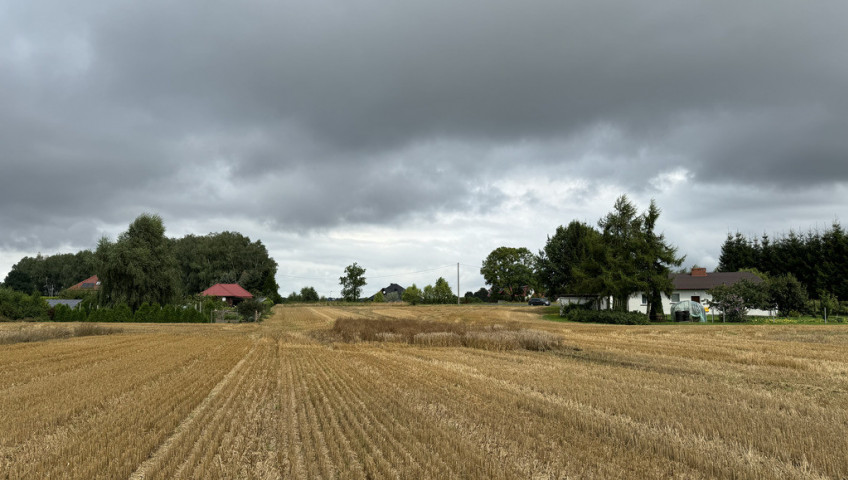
691 267 707 277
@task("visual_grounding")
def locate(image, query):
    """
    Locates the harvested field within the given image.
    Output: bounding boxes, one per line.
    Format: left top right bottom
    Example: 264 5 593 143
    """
1 304 847 478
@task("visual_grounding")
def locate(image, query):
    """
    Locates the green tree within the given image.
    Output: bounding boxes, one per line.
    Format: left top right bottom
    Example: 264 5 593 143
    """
537 221 601 298
4 251 96 294
636 200 685 318
422 284 435 304
300 286 319 302
708 277 767 313
0 288 48 320
339 263 367 301
96 214 181 310
596 195 643 311
768 273 809 316
571 196 682 313
480 247 535 302
173 231 279 298
402 284 423 305
432 277 456 304
717 232 758 273
286 291 303 302
819 290 839 318
373 290 385 302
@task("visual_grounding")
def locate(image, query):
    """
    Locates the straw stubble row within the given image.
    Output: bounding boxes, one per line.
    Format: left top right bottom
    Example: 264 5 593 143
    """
1 305 847 479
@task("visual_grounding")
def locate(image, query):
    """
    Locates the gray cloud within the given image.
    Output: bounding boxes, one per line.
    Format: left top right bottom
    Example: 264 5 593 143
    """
1 0 847 283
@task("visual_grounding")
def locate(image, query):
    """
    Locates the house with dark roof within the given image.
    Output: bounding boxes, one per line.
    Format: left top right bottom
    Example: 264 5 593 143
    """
201 283 253 306
627 268 769 316
68 275 100 292
370 283 405 301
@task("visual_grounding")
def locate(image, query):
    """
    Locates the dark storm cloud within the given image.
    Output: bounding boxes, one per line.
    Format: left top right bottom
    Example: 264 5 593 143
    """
88 0 848 181
1 0 847 256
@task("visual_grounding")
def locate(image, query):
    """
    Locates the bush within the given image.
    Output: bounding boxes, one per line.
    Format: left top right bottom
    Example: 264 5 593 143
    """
112 304 133 323
157 305 180 323
714 293 747 322
558 302 595 317
87 308 112 323
134 303 159 323
564 309 649 325
768 273 809 316
180 307 207 323
0 288 49 321
53 304 87 322
237 298 268 322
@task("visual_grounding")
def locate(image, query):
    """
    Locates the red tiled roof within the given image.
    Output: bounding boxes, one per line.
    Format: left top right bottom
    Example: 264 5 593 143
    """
200 283 253 298
68 275 100 291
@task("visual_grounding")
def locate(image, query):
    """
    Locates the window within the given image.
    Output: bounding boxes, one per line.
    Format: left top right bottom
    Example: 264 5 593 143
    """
641 294 648 305
671 293 680 302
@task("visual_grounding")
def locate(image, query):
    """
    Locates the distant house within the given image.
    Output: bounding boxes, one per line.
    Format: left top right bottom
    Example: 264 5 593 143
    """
369 283 405 301
628 268 768 316
68 275 100 292
201 283 253 306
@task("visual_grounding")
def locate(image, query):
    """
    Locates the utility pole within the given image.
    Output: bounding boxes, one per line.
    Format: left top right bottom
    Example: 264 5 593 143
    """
457 263 460 305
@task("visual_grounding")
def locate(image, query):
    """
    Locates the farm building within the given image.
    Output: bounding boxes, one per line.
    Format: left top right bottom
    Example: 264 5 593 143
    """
627 268 769 316
67 275 100 292
201 283 253 306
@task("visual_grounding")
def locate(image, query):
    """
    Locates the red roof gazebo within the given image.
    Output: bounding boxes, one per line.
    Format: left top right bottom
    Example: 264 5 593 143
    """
201 283 253 306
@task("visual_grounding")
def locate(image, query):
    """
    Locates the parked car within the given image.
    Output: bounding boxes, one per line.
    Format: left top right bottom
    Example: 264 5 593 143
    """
528 298 550 306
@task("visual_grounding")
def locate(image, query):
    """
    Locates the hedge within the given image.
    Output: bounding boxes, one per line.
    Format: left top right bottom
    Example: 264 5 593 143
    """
51 303 209 323
563 309 649 325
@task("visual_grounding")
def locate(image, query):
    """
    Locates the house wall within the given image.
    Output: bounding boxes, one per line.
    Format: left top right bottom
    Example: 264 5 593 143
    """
627 291 772 317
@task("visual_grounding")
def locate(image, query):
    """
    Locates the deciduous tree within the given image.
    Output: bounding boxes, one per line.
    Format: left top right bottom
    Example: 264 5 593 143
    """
96 214 181 310
480 247 535 302
402 284 422 305
339 263 366 301
300 286 319 302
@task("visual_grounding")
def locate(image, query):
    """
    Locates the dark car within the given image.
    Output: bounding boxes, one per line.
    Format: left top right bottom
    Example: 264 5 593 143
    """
528 298 550 306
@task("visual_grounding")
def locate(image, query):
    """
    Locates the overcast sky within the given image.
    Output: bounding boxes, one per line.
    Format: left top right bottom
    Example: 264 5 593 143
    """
2 1 847 298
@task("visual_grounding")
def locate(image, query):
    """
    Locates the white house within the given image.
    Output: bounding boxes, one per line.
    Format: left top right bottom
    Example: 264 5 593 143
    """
627 268 771 317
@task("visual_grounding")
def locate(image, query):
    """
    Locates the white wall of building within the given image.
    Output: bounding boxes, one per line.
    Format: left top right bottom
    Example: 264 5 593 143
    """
627 291 773 317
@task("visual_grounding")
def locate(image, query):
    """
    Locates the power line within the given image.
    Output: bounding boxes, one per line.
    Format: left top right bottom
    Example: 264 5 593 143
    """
369 265 456 279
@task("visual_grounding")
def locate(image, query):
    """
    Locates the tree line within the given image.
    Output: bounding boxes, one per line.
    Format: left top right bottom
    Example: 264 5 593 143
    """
2 251 96 296
482 195 683 316
2 214 282 313
717 225 848 301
